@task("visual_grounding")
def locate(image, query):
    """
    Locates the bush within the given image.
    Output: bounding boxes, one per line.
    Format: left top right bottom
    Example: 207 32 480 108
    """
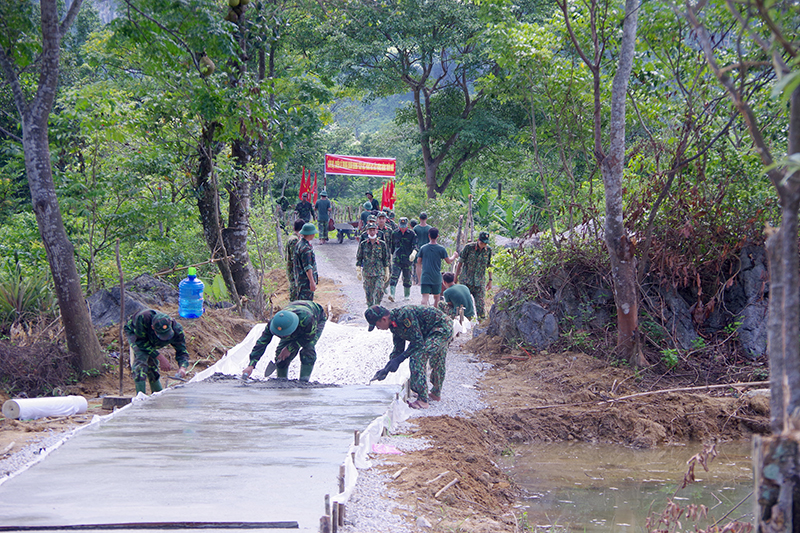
0 341 79 398
0 258 56 331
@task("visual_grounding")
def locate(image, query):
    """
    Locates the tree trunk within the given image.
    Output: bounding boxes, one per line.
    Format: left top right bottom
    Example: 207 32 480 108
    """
0 0 105 371
601 0 644 367
22 116 105 371
195 123 242 315
754 434 800 532
226 140 264 317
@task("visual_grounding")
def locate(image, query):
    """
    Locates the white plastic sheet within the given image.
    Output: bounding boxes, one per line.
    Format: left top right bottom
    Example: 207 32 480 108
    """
2 396 88 420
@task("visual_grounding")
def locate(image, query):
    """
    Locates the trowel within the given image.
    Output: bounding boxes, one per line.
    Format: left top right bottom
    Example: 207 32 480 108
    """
263 360 277 378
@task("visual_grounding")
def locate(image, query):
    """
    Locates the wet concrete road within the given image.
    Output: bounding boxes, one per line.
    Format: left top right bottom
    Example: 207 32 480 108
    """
0 380 397 531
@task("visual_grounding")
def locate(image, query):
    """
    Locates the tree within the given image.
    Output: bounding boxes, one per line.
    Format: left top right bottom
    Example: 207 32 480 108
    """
558 0 645 366
0 0 105 370
322 0 523 198
685 1 800 530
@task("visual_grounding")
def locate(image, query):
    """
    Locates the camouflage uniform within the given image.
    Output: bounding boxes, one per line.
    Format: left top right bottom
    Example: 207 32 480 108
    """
388 306 452 403
124 310 189 386
315 197 332 240
390 228 416 289
295 200 313 222
356 235 390 307
248 301 327 376
360 225 390 243
457 242 492 318
286 234 300 301
294 238 318 301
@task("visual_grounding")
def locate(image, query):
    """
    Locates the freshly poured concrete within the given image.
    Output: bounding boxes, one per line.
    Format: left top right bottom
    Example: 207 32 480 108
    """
0 379 398 531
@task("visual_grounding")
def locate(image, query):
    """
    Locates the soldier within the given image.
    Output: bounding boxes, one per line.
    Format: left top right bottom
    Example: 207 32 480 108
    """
387 217 416 302
360 212 390 243
124 309 189 395
286 219 305 301
314 190 333 244
359 201 373 231
356 223 391 306
294 192 314 222
365 191 380 212
455 231 493 319
365 304 453 409
242 301 327 382
416 227 458 307
439 272 475 319
294 223 318 301
384 208 398 231
413 212 431 248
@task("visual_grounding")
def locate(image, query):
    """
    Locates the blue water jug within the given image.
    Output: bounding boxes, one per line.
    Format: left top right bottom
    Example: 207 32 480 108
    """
179 267 204 318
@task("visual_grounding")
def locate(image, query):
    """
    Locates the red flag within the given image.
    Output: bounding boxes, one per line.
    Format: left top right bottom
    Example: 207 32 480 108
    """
299 167 307 200
380 182 388 210
387 179 396 209
312 173 318 205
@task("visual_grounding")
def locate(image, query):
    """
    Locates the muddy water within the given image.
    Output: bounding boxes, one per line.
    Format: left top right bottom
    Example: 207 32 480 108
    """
501 441 754 532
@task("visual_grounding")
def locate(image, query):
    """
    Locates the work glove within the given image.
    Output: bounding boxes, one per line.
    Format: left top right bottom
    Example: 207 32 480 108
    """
409 250 417 263
357 266 363 281
384 267 391 283
370 367 390 382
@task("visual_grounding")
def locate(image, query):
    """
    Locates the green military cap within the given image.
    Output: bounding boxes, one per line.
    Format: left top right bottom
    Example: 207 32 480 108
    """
270 310 299 336
299 223 317 235
152 312 174 341
365 305 390 331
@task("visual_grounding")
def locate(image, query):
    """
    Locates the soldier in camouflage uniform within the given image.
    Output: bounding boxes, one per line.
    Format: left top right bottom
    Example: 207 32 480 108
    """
286 219 305 301
294 192 314 222
385 209 398 231
359 214 389 243
124 309 189 395
356 223 391 306
242 301 327 381
365 304 453 409
294 223 318 301
387 217 416 302
455 231 493 319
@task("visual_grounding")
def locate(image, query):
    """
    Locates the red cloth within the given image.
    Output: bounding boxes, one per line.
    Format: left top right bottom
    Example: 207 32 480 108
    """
312 173 318 205
299 167 308 199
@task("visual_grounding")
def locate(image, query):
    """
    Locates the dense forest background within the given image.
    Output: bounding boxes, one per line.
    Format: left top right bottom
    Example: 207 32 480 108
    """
0 0 794 368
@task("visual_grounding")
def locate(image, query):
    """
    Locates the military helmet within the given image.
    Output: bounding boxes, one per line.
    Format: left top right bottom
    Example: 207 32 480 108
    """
363 201 373 210
270 310 299 336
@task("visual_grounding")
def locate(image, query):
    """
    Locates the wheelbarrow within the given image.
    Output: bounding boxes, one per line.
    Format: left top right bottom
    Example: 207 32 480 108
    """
334 221 359 243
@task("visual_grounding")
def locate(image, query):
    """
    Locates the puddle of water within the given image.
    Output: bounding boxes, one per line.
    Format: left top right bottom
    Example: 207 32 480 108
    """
501 441 754 532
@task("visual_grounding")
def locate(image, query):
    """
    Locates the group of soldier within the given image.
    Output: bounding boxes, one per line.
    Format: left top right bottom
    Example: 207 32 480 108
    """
126 189 492 411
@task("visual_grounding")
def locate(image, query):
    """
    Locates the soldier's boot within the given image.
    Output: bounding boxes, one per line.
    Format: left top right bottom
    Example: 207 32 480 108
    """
276 367 289 379
134 381 147 395
388 286 395 302
403 286 411 300
149 379 163 393
299 363 314 382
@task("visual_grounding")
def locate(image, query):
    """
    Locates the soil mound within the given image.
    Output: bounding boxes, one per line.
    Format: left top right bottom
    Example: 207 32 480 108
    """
466 335 770 449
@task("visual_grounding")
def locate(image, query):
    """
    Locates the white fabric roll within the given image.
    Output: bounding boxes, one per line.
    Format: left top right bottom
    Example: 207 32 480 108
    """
2 396 88 420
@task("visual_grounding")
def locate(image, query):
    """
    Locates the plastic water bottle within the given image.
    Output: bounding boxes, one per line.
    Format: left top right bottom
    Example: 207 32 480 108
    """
179 267 204 318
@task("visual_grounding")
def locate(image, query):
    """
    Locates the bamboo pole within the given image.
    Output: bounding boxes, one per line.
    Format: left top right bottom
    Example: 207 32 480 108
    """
531 380 770 411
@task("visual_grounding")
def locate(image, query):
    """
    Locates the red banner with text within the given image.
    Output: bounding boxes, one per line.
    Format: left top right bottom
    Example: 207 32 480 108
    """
325 154 396 177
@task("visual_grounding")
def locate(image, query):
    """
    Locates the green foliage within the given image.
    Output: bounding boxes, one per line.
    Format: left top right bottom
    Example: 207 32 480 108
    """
492 248 539 292
661 348 679 370
208 274 231 303
0 256 56 330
